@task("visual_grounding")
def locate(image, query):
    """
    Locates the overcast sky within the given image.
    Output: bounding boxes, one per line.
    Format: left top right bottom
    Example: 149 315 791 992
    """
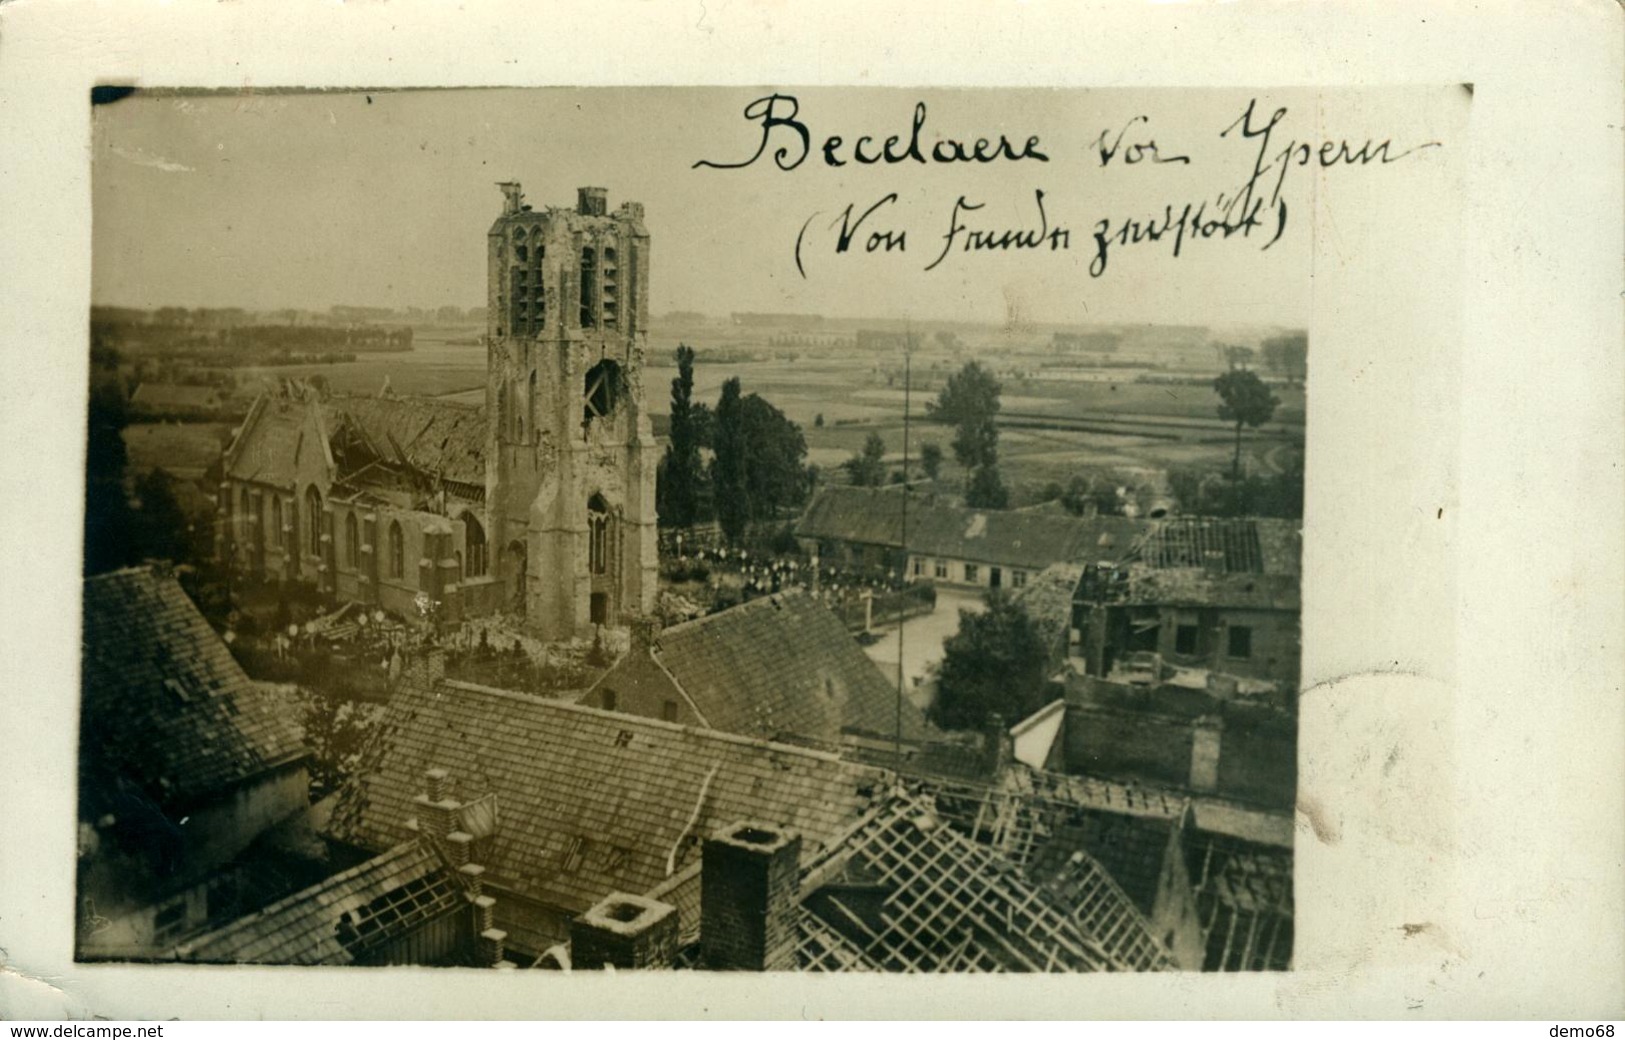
90 87 1418 327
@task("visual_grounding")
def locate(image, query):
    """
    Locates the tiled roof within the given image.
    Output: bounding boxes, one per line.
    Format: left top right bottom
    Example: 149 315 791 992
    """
1134 518 1302 577
326 667 892 916
1013 563 1085 653
1186 829 1294 971
1028 815 1175 916
1120 567 1300 610
80 567 308 808
178 841 456 965
224 395 318 486
796 487 1148 571
646 591 935 743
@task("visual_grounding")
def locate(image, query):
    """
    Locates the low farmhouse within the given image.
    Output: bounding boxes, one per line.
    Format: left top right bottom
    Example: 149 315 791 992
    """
795 486 1147 592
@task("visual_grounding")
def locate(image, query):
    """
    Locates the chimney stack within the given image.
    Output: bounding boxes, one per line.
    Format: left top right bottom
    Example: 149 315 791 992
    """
412 767 462 844
577 186 608 217
982 713 1013 778
570 893 680 970
1189 715 1223 793
699 821 802 971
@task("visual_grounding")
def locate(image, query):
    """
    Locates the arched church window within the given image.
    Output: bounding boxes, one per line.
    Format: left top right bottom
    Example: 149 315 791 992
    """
305 486 323 556
388 521 404 579
465 514 487 577
588 494 610 575
345 513 360 568
579 246 597 327
583 360 621 425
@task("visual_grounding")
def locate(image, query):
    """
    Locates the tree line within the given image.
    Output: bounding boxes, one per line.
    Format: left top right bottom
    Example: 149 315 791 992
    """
656 345 816 544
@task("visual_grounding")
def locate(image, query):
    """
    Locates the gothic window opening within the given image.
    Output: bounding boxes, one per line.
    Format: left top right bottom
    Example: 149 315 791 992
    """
305 486 323 556
388 521 404 579
509 267 525 337
345 513 360 568
601 246 618 328
506 540 527 616
465 514 487 577
588 494 610 575
579 246 597 328
583 359 621 426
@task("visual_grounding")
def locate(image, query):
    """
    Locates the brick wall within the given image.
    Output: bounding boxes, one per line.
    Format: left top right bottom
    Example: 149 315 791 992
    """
699 823 802 971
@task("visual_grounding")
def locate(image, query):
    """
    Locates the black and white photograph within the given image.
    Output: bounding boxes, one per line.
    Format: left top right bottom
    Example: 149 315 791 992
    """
78 86 1316 973
2 2 1620 1018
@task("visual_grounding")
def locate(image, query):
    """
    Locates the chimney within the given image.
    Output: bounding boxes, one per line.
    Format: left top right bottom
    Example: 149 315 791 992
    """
982 713 1013 778
1189 715 1223 793
570 893 680 970
497 181 523 216
412 767 461 843
699 821 802 971
577 186 608 217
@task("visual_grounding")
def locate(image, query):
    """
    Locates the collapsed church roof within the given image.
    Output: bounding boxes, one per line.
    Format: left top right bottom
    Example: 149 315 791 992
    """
224 390 487 491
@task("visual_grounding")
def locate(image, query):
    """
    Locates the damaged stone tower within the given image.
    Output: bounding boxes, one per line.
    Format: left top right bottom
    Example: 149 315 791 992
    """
484 183 659 640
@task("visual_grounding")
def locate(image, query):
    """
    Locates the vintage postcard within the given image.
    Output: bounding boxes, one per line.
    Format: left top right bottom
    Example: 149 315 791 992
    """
0 0 1620 1022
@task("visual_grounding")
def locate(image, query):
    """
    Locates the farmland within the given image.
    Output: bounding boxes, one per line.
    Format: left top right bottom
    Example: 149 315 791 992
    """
120 316 1306 505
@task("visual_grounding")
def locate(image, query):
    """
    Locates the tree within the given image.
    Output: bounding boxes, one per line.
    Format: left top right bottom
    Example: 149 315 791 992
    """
710 379 811 542
919 440 943 480
738 392 811 520
297 685 383 798
930 593 1050 731
657 344 707 527
843 431 888 487
133 468 192 565
1261 332 1308 387
1222 344 1256 370
84 337 138 575
927 360 1002 470
1213 368 1281 479
711 378 750 543
964 463 1010 510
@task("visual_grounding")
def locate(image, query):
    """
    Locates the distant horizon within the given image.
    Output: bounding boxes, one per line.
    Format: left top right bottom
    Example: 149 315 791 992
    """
89 87 1342 328
90 302 1305 340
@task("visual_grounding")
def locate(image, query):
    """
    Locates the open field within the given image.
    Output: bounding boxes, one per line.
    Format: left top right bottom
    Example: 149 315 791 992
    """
128 319 1306 503
123 421 233 480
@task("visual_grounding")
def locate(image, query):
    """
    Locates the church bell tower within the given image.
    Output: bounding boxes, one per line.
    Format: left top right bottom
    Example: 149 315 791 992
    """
483 183 660 640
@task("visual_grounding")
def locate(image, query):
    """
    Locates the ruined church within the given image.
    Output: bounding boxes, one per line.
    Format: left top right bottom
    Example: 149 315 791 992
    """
216 184 659 640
